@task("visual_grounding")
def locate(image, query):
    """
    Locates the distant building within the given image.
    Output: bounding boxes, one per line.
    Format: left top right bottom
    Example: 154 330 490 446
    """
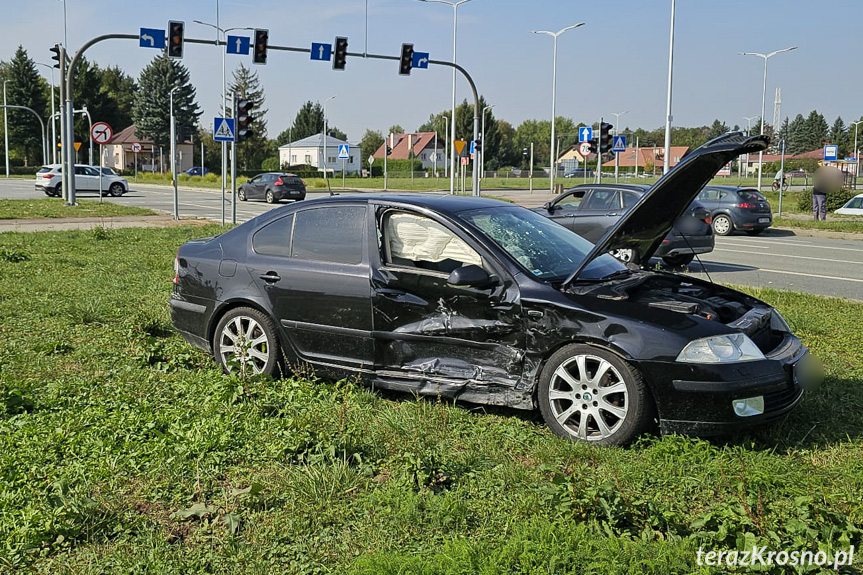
602 146 691 173
105 125 194 173
372 132 446 169
278 134 360 174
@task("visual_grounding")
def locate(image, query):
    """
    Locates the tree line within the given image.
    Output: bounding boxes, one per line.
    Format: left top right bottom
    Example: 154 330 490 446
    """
1 45 860 173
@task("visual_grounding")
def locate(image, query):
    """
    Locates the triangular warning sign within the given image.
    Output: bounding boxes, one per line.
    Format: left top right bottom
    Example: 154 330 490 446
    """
338 144 349 159
453 140 467 156
215 119 234 140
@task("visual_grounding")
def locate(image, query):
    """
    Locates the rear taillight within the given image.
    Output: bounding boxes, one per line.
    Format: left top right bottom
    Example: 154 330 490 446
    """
704 216 712 224
43 174 54 179
737 202 756 209
173 257 180 284
274 177 284 186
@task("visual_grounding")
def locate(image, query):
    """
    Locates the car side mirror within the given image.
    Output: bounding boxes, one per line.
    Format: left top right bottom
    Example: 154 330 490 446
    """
543 201 555 211
447 265 493 288
246 179 251 184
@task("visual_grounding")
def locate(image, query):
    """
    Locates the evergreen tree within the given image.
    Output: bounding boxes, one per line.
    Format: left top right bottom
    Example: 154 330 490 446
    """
705 119 729 141
5 46 49 165
803 110 828 151
290 101 324 141
828 116 846 154
132 55 201 149
787 114 807 154
387 124 405 136
228 63 268 170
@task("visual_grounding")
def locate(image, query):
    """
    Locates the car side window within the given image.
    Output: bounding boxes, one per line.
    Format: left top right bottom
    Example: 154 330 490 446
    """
380 210 482 274
250 175 262 183
74 166 87 175
557 191 585 210
291 206 366 264
252 214 294 257
85 167 100 176
583 190 619 210
621 191 640 209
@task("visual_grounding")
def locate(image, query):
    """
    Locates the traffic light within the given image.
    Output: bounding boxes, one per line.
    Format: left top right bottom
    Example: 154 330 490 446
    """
50 44 62 68
253 29 268 65
599 122 613 154
386 145 392 156
333 37 348 70
236 100 254 142
523 147 528 157
168 21 185 59
399 43 414 76
587 139 598 155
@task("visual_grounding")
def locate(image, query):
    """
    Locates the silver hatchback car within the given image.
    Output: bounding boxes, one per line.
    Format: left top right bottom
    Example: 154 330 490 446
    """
35 164 129 198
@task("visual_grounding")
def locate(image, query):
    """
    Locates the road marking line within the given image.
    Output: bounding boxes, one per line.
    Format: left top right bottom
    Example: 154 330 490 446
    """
712 247 863 266
695 266 863 283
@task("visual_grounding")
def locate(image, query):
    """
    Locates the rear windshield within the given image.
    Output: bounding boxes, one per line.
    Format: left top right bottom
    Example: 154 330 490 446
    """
37 167 53 174
737 190 766 202
280 177 304 186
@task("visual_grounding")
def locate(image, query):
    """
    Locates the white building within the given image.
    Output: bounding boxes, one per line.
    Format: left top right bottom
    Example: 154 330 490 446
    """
278 134 360 174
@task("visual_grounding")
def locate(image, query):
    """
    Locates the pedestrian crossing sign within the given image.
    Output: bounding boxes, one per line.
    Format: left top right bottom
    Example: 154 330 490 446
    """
338 144 350 159
214 117 235 142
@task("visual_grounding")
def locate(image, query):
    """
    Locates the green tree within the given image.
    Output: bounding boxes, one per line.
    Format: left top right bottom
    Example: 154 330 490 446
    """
5 46 49 165
132 55 201 149
387 124 405 136
705 119 729 141
359 129 384 166
228 63 268 170
787 114 807 154
828 116 846 154
802 110 828 152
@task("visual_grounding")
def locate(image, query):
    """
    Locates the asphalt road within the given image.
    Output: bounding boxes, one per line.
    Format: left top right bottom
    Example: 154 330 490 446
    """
2 178 861 300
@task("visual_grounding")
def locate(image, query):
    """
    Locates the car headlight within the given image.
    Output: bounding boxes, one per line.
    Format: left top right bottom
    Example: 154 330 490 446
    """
769 309 791 332
676 333 765 363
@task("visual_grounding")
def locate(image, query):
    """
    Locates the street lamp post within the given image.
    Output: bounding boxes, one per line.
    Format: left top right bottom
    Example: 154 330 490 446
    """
323 95 336 186
532 23 585 194
851 120 863 178
663 0 675 174
612 110 628 182
742 115 759 177
741 46 797 190
36 63 57 164
417 0 477 195
481 104 494 179
170 86 180 220
3 80 8 178
442 114 449 178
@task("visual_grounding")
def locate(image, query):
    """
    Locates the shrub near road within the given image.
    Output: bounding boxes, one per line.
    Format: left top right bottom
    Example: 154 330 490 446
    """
0 225 861 573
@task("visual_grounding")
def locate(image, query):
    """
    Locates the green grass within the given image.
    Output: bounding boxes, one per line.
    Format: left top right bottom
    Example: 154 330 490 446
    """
0 199 157 220
774 216 863 233
0 226 861 573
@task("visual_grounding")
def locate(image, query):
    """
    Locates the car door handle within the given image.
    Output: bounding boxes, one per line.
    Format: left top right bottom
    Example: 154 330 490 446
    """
605 211 619 216
259 272 281 283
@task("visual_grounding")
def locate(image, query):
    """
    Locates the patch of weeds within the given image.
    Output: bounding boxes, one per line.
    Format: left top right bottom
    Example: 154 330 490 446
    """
33 340 74 356
170 482 266 536
0 248 30 263
91 226 113 241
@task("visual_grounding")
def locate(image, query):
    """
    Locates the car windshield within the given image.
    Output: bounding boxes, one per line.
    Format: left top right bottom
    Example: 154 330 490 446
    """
37 166 52 174
457 205 626 282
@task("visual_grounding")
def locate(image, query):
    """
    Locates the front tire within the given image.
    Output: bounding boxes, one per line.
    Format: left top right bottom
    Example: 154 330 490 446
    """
265 190 276 204
110 183 124 197
662 253 694 267
608 248 636 264
238 188 247 201
213 307 280 377
537 344 653 446
712 214 733 236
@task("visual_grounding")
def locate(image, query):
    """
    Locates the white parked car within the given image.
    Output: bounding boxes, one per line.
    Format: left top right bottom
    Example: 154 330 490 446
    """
35 164 129 198
835 193 863 216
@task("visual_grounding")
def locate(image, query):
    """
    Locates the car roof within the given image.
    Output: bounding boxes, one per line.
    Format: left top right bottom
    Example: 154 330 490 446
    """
704 185 758 191
565 183 651 192
285 193 511 215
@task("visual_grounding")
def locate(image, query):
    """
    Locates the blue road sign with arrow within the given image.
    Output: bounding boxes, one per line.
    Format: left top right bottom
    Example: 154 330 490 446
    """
139 28 166 49
214 117 235 142
311 42 332 61
613 135 627 152
226 35 250 55
578 126 593 143
412 52 430 69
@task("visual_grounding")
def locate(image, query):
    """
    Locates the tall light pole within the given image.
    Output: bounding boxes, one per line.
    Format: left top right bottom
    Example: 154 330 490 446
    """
851 119 863 178
170 86 180 220
442 114 449 178
612 110 628 182
3 80 8 178
322 95 336 183
417 0 477 195
663 0 675 174
742 115 759 177
36 63 57 164
741 46 797 190
481 104 494 179
532 23 585 194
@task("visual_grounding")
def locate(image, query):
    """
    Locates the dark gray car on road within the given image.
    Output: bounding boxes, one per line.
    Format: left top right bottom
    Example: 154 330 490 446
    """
238 172 306 204
533 183 714 267
696 186 772 235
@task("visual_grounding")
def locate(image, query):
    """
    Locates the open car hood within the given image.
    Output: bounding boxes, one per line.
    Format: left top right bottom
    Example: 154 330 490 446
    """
562 132 768 289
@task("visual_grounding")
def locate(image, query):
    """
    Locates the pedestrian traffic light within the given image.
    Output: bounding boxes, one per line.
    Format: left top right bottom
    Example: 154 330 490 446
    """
253 29 268 65
399 43 414 76
599 122 613 154
333 37 348 70
50 44 63 68
236 100 254 142
168 21 185 59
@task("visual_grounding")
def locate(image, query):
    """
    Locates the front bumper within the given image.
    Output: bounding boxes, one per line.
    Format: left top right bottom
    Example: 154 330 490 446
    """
655 233 715 257
638 334 820 435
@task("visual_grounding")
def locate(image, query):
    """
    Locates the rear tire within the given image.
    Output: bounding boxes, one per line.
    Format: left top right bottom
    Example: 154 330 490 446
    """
537 344 653 446
712 214 733 236
54 184 62 198
110 183 124 197
608 248 637 264
662 253 694 267
213 307 281 377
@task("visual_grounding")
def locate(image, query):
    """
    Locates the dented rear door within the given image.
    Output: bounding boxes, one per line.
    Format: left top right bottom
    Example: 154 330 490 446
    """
370 204 525 387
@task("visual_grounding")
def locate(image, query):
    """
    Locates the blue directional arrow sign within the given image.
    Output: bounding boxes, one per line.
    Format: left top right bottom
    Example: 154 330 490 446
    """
578 126 593 143
311 42 332 61
226 35 250 55
412 52 430 69
470 140 476 155
613 135 627 152
214 117 235 142
139 28 166 49
338 144 350 160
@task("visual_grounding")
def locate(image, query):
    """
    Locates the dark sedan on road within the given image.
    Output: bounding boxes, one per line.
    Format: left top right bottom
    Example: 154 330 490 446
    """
696 185 772 235
170 133 821 446
534 183 714 267
238 172 306 204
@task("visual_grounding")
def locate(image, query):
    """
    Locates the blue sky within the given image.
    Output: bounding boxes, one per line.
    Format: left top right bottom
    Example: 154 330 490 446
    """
2 0 860 143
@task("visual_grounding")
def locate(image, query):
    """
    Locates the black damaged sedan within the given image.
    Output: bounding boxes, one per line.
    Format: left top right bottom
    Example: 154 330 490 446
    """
171 133 821 446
